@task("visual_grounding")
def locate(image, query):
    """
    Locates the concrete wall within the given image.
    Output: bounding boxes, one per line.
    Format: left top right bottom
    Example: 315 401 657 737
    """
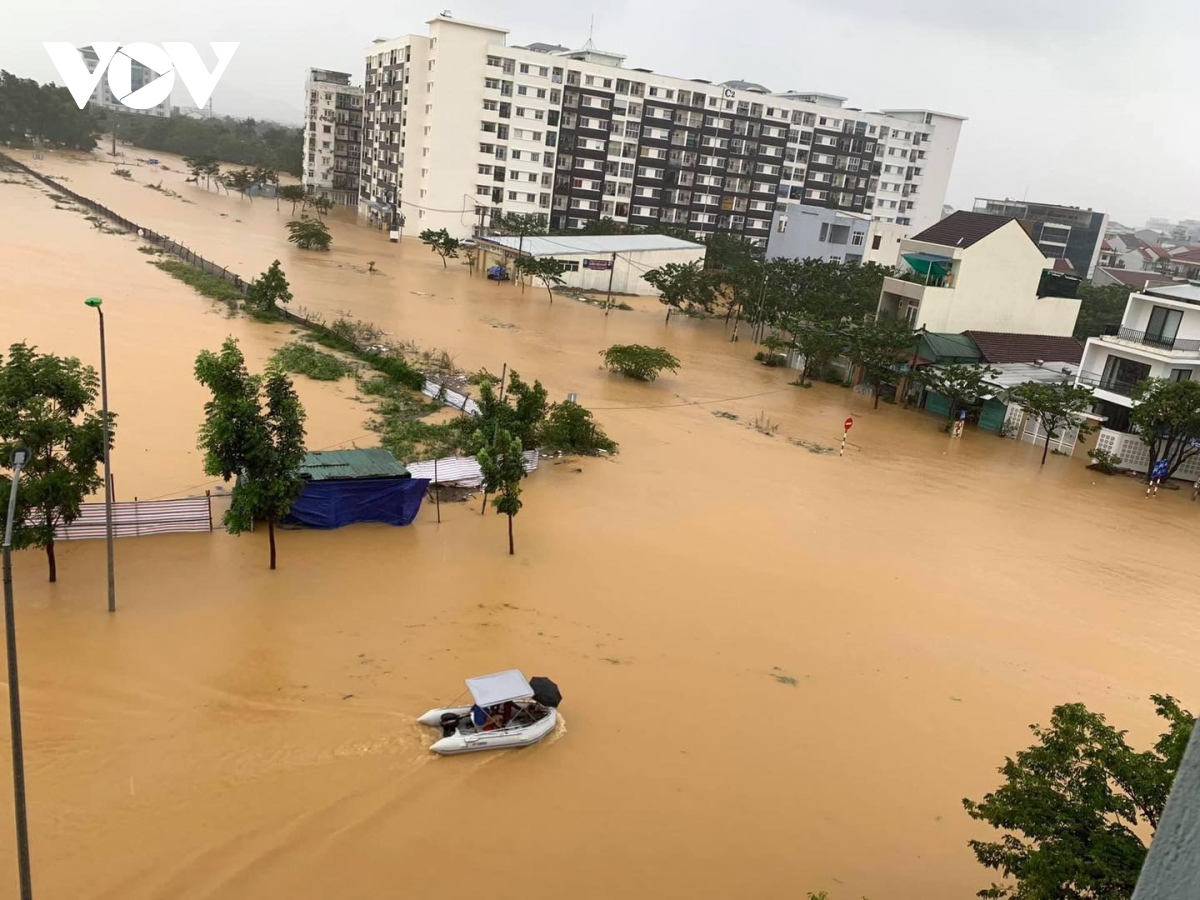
1122 293 1200 341
477 245 704 294
1132 717 1200 899
766 204 870 263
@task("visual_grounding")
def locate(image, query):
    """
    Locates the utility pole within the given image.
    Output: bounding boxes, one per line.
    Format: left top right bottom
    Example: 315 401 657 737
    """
84 297 116 612
604 251 617 316
111 118 117 157
389 185 399 242
3 447 34 900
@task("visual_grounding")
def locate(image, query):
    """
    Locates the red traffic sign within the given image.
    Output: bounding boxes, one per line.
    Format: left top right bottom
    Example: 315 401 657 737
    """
843 417 854 432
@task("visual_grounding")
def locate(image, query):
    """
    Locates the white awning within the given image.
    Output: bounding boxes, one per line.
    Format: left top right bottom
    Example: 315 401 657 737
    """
466 670 532 707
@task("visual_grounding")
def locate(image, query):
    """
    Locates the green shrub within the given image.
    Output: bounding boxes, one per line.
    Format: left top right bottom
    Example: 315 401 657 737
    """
540 401 617 455
361 351 425 390
271 342 352 381
1088 448 1123 474
151 258 242 307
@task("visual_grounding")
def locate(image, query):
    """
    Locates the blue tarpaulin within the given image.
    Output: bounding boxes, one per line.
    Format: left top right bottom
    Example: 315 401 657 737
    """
284 477 429 529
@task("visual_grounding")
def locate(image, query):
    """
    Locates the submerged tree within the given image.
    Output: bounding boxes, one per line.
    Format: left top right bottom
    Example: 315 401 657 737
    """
914 363 1000 427
643 260 717 323
476 427 526 555
0 343 114 582
1129 377 1200 478
194 339 307 570
245 259 293 318
1006 380 1096 465
601 345 681 382
419 228 461 267
964 694 1194 900
286 217 332 251
514 256 569 302
278 184 307 215
845 319 915 407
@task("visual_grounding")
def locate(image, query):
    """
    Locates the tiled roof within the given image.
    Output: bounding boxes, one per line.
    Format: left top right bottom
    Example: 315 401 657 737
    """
1051 258 1076 272
964 331 1084 365
1168 248 1200 264
910 211 1015 249
1094 267 1179 288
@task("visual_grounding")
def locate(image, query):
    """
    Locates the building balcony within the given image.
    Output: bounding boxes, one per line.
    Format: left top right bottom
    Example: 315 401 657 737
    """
1100 325 1200 357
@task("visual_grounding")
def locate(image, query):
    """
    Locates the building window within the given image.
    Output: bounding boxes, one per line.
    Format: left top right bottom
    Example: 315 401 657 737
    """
1171 368 1193 382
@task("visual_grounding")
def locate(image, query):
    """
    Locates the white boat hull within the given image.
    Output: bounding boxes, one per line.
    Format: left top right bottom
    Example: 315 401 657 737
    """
418 705 557 755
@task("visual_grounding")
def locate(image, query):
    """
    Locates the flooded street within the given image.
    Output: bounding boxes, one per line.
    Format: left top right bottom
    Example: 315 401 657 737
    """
2 148 1199 899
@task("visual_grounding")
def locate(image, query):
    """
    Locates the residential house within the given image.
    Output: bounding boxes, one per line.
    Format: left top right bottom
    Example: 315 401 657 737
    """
1075 281 1200 477
1092 268 1181 290
766 204 871 264
876 211 1081 336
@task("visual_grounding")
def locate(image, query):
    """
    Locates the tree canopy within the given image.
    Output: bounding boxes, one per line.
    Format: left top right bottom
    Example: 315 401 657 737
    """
513 256 568 303
475 428 526 555
101 109 302 175
194 339 307 570
915 363 1001 424
964 694 1194 900
643 261 717 323
1006 380 1095 464
419 228 460 267
245 260 292 319
1129 377 1200 478
0 70 99 149
0 342 114 582
846 319 915 407
601 345 681 381
287 217 331 251
1074 283 1133 341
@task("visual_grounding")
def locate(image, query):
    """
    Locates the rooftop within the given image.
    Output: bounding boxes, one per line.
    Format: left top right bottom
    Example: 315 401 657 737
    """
1144 282 1200 305
965 331 1084 365
986 361 1081 390
1094 267 1179 289
479 233 705 257
295 449 410 481
910 211 1015 249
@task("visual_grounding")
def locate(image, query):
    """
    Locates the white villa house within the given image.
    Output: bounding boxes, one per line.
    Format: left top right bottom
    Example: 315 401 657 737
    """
1075 281 1200 477
876 211 1081 336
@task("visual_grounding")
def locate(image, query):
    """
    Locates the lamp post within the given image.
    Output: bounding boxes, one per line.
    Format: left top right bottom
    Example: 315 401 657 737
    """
84 297 116 613
3 446 34 900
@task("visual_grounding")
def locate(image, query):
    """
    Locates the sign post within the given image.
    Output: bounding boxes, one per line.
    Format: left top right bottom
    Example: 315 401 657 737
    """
841 417 853 457
952 408 967 439
1148 457 1170 498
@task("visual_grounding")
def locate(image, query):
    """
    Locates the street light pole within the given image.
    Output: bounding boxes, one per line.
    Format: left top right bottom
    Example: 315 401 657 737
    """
3 447 34 900
85 298 115 613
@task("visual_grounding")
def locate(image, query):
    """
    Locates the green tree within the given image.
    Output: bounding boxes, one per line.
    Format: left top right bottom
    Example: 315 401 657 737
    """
1074 282 1133 341
782 319 846 386
224 167 254 200
0 343 113 582
540 401 617 455
182 154 211 187
915 363 1000 426
475 428 526 555
494 212 548 239
194 339 308 570
964 695 1193 900
0 71 99 149
419 228 461 268
286 217 332 251
515 256 569 303
1006 380 1096 465
846 319 915 407
313 195 333 219
203 159 222 192
1129 377 1200 478
601 345 681 381
278 184 307 215
504 370 549 451
643 261 717 323
245 259 293 318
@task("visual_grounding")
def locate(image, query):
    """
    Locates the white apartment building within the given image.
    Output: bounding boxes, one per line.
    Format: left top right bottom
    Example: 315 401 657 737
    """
1076 282 1200 476
78 45 170 117
359 15 965 242
303 69 364 207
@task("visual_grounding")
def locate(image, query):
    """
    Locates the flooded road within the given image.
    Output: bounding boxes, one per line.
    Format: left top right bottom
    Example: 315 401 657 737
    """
1 147 1199 899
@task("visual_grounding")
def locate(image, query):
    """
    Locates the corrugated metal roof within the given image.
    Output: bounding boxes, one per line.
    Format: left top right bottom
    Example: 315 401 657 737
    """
985 361 1080 389
479 234 705 257
921 332 982 362
407 450 539 488
1146 282 1200 304
296 449 409 481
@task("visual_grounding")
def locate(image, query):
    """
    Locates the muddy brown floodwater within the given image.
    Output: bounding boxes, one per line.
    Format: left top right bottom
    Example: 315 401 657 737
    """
1 147 1199 900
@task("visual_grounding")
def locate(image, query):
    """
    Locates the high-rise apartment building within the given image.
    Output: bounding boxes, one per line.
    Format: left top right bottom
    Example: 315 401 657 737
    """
303 69 364 207
973 198 1108 278
78 45 170 117
360 15 965 243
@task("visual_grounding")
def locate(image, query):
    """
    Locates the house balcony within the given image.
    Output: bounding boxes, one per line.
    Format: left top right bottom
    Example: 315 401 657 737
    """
1075 370 1139 400
1100 325 1200 357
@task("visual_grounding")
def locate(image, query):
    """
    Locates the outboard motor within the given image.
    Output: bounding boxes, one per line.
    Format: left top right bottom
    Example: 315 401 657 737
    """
440 712 461 738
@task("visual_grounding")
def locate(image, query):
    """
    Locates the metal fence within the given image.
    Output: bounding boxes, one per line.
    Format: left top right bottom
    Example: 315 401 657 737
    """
40 495 214 541
0 152 250 297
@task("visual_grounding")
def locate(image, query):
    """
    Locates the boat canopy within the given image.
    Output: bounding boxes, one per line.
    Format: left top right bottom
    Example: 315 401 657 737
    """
466 670 533 707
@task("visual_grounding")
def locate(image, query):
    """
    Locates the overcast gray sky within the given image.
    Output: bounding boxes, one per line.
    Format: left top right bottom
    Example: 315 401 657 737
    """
5 0 1195 226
